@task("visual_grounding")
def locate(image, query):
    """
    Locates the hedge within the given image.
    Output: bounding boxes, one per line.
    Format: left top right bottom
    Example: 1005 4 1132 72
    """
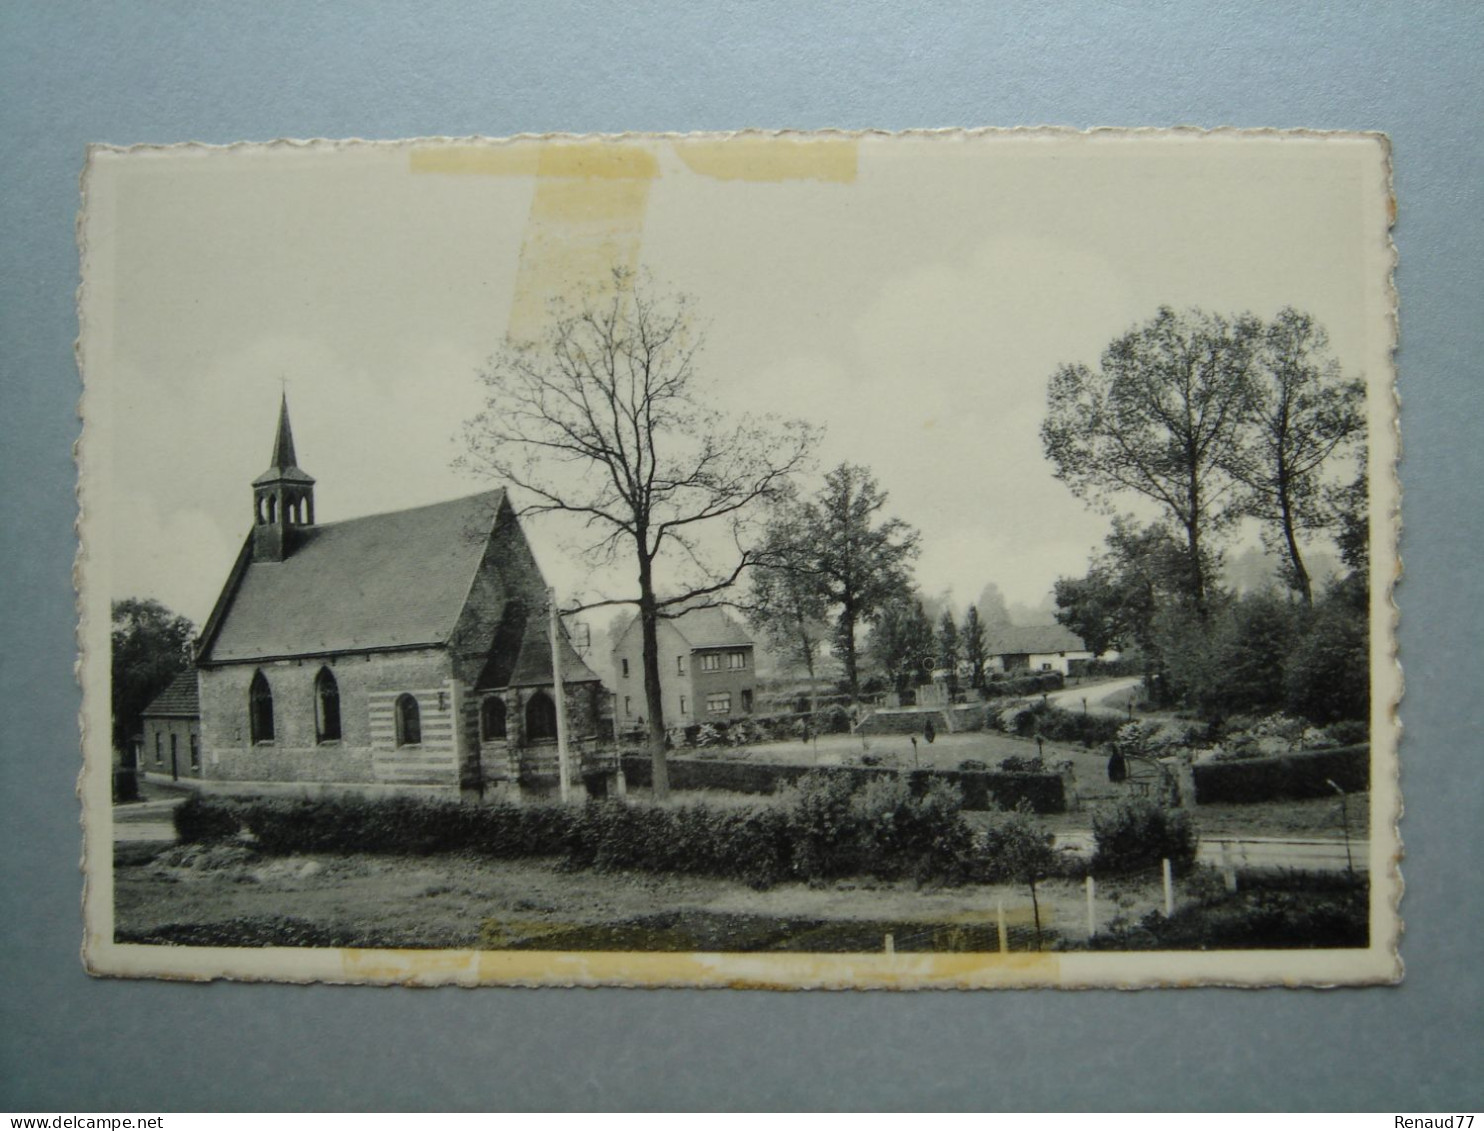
619 756 1066 813
167 773 982 886
1191 744 1369 805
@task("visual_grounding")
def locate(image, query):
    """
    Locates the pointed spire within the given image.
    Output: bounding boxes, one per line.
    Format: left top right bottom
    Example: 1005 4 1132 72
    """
270 392 298 470
253 394 315 486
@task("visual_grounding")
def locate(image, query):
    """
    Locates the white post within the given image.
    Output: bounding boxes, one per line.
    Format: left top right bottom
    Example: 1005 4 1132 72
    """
1162 857 1174 917
548 587 572 803
996 898 1008 954
612 690 627 799
1085 874 1096 938
883 933 894 955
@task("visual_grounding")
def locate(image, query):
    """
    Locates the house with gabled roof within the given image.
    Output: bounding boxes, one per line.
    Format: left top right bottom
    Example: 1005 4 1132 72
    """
610 607 756 732
139 669 201 783
984 624 1094 678
191 396 605 797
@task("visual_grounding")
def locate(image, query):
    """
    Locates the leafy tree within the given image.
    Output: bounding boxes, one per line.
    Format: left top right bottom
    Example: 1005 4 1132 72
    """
1043 307 1261 610
869 596 935 695
1054 517 1200 661
794 464 920 700
1331 444 1369 580
961 605 988 690
461 270 817 797
936 609 960 674
112 598 195 755
975 582 1014 635
985 805 1058 947
1285 590 1369 724
1224 310 1365 605
746 505 832 709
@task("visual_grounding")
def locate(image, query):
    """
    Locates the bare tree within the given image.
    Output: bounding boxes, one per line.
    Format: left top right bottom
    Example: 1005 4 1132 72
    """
1042 307 1260 612
461 270 817 798
1224 309 1365 605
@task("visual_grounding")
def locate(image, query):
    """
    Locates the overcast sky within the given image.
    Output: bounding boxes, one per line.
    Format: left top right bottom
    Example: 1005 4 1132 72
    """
84 132 1390 629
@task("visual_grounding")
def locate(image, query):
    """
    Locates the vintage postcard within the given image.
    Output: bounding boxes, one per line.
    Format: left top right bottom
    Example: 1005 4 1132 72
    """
77 129 1401 987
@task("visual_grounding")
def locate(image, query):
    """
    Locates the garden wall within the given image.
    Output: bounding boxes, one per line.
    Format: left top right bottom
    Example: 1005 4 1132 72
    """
1191 744 1369 805
619 755 1066 813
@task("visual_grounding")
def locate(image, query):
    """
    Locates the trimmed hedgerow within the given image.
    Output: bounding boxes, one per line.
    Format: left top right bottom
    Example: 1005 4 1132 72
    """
1090 797 1198 877
173 773 990 887
1191 744 1368 805
173 792 245 843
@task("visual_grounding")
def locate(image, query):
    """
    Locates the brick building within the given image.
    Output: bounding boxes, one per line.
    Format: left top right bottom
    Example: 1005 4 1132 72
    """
191 397 604 797
139 669 201 783
610 608 755 732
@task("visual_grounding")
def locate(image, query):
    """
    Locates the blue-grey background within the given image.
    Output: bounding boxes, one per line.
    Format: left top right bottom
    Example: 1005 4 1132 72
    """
2 0 1479 1112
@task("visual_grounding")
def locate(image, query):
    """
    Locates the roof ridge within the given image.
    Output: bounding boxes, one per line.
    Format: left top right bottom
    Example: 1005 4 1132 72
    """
312 487 506 530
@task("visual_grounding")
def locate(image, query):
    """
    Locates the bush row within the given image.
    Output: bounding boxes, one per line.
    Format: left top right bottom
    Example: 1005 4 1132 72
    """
978 671 1066 700
1191 744 1369 805
991 702 1125 747
173 774 978 886
618 756 1066 813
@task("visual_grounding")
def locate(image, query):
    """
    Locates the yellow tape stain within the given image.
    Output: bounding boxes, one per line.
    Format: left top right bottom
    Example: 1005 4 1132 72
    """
419 141 661 341
673 136 858 183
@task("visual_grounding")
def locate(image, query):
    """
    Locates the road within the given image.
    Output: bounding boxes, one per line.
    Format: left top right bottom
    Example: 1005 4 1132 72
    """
1052 830 1368 873
1046 676 1143 717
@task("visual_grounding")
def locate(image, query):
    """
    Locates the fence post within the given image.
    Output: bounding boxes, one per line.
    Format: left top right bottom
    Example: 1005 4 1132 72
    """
1085 875 1096 938
996 898 1008 954
1162 857 1174 917
884 933 895 955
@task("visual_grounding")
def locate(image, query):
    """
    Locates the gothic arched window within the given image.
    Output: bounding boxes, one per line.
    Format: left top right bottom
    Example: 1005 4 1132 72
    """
525 691 557 743
249 670 275 743
480 697 507 741
395 693 422 747
315 667 341 743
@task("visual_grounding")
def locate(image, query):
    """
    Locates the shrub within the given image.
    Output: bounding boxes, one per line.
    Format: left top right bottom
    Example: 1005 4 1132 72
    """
173 794 243 843
784 771 862 879
848 775 973 883
1091 797 1198 876
1325 719 1369 747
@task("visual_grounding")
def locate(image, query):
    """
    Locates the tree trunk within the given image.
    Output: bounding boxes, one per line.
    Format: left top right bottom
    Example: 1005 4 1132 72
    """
1029 878 1042 949
1279 491 1313 606
839 606 860 701
635 557 670 801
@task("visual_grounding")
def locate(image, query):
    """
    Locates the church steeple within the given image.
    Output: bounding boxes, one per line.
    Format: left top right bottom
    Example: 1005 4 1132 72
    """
252 394 315 563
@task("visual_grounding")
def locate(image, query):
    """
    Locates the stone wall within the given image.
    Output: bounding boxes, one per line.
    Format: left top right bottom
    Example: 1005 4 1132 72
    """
140 716 201 781
198 648 458 786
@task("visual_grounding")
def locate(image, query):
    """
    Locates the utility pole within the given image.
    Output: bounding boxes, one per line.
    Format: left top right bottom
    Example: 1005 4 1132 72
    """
548 587 572 802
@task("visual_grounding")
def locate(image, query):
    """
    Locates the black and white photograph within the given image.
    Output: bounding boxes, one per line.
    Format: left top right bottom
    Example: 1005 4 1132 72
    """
78 130 1400 987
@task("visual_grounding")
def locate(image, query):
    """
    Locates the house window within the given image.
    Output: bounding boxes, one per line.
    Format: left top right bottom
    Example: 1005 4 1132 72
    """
701 653 721 672
741 689 753 714
189 734 200 770
728 651 747 670
706 692 731 715
676 655 686 675
621 658 629 677
315 667 341 743
249 670 275 743
526 691 558 742
679 696 687 715
170 733 177 766
1041 662 1052 672
624 696 632 717
154 733 163 765
395 693 421 747
481 697 507 741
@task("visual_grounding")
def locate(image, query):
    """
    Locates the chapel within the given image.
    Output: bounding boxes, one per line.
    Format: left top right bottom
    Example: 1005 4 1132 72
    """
190 396 606 796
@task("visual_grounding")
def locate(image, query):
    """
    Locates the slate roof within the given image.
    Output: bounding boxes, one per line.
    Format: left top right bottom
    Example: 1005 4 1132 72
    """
984 624 1089 656
669 607 752 650
142 670 200 718
201 490 506 663
475 602 601 690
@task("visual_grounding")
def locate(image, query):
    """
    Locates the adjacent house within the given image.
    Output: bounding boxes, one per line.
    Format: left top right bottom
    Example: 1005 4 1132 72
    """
191 396 605 797
984 624 1094 677
610 608 755 730
139 669 201 783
